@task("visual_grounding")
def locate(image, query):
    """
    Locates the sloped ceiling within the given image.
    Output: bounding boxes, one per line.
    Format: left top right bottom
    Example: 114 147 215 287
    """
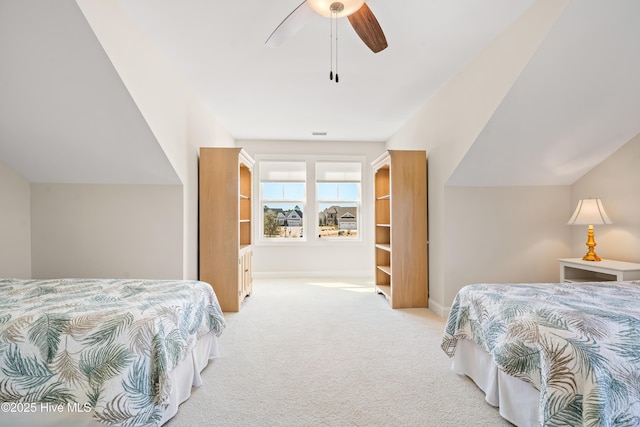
0 0 179 184
0 0 638 186
448 0 640 186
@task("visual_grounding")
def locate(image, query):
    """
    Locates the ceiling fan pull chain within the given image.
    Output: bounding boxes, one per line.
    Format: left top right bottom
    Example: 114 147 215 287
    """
335 11 339 83
329 10 334 80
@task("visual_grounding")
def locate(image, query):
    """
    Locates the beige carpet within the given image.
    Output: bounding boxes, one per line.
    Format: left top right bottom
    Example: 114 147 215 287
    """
166 278 512 426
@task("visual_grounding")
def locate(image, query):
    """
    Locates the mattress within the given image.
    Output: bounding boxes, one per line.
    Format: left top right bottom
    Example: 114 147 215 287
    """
0 278 226 426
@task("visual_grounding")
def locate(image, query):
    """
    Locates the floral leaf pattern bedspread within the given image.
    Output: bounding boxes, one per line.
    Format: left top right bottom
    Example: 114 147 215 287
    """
441 281 640 426
0 278 226 426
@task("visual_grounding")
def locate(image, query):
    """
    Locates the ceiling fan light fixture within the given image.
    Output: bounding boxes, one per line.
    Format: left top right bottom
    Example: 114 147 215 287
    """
307 0 365 18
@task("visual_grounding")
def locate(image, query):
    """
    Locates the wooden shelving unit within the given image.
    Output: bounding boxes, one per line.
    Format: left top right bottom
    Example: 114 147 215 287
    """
199 147 254 312
372 150 428 308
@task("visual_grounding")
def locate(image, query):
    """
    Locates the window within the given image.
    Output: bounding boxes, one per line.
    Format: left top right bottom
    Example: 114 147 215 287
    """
257 157 363 243
260 161 306 240
316 161 361 240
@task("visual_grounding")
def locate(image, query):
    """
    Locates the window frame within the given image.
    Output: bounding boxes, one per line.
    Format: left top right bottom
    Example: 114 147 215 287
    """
255 155 365 246
316 161 362 241
258 160 307 243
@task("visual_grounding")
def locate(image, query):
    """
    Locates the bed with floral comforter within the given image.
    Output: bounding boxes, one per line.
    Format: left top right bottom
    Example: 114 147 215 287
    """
441 281 640 426
0 278 225 426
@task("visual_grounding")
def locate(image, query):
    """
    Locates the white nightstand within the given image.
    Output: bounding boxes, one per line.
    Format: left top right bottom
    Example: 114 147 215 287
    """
559 258 640 283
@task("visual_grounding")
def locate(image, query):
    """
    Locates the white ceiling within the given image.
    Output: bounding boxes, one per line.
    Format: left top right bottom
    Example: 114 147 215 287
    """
1 0 639 186
114 0 534 142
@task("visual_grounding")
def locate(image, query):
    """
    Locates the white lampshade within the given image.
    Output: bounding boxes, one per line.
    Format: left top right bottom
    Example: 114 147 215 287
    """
307 0 365 18
567 198 612 225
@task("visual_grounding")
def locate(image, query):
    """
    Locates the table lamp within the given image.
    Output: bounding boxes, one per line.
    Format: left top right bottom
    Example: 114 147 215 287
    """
567 198 611 261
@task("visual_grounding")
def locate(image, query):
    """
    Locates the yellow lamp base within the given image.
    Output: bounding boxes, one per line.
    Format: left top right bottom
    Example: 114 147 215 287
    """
582 252 601 262
582 224 601 262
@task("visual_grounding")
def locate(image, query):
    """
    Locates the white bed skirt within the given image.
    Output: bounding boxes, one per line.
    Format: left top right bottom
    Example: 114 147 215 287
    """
452 338 539 427
1 332 219 427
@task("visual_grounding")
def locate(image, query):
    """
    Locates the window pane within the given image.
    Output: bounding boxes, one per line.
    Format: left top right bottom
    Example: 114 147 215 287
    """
338 183 359 200
318 203 358 239
316 161 360 240
283 183 305 200
263 203 304 239
263 183 283 200
263 182 305 201
317 183 338 200
317 183 359 201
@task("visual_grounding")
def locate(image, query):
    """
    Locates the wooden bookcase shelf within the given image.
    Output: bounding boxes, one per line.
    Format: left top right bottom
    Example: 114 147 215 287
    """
199 147 254 312
377 265 391 275
372 150 428 309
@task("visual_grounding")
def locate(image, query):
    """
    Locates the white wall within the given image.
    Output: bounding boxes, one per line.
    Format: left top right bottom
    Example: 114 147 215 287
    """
386 0 570 316
31 184 182 279
569 133 640 263
77 0 236 279
240 139 385 277
437 185 571 313
0 160 31 278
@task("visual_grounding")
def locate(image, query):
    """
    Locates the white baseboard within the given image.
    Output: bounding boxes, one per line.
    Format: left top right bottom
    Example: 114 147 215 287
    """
428 297 451 318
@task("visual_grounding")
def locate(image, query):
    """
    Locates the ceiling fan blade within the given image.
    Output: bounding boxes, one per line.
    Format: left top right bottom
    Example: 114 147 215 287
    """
265 1 315 47
347 3 388 53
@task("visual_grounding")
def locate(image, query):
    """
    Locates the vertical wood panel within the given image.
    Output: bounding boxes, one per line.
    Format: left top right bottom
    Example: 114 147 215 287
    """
199 147 253 312
373 150 428 308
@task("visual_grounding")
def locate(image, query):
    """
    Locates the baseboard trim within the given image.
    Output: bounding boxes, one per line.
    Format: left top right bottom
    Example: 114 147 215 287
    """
428 297 451 318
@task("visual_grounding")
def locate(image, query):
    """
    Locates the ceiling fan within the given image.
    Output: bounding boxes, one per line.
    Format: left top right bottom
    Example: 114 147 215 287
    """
265 0 388 54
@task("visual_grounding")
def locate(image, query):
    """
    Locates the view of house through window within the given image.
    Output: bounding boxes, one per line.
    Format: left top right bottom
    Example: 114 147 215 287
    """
259 159 362 242
260 161 306 240
316 162 361 239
